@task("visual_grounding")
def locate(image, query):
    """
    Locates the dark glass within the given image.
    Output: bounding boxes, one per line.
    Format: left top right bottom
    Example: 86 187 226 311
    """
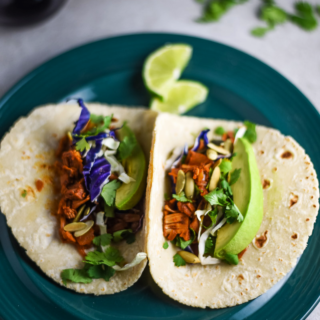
0 0 67 26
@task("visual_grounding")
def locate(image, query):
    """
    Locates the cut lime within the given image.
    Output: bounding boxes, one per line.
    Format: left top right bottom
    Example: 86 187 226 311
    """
150 80 208 114
143 44 192 100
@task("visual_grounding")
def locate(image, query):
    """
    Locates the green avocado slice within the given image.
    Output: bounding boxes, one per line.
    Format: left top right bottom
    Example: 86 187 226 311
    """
115 125 147 211
214 137 263 259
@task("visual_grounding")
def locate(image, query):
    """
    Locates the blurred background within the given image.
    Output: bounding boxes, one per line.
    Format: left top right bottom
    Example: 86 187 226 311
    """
0 0 319 318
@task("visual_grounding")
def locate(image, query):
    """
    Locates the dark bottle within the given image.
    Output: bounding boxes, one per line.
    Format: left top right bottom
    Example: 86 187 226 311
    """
0 0 67 26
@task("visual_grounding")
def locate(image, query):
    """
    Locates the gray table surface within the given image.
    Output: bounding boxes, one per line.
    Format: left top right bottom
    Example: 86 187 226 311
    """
0 0 319 319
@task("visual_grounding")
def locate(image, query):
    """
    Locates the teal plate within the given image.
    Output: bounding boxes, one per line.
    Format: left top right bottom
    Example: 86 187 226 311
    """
0 33 319 320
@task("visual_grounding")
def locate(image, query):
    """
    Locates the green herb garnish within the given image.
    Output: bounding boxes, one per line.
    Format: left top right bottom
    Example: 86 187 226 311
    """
21 189 27 198
75 137 90 152
214 126 226 135
229 168 241 185
224 253 239 265
204 234 216 256
93 233 112 247
113 229 135 244
173 253 186 267
243 121 257 143
171 229 196 249
172 191 193 203
219 159 232 175
101 180 122 207
163 241 169 249
117 126 137 161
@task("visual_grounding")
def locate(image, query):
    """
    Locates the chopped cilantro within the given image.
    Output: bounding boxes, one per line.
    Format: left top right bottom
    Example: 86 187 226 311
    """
289 2 318 31
104 203 115 218
229 168 241 185
163 241 169 249
243 121 257 143
204 188 228 206
219 159 232 175
172 229 196 250
214 126 226 135
225 198 244 223
84 247 124 267
117 126 137 161
204 234 216 256
61 266 92 285
224 253 239 265
21 189 27 198
203 208 218 229
194 184 201 197
173 253 186 267
220 178 233 197
113 229 135 244
93 233 112 247
172 191 193 203
87 264 115 281
251 26 273 37
196 0 247 23
316 5 320 16
85 114 113 136
75 137 90 152
101 180 122 207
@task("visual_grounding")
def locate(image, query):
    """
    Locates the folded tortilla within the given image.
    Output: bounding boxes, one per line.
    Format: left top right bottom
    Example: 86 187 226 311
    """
146 113 319 308
0 103 157 295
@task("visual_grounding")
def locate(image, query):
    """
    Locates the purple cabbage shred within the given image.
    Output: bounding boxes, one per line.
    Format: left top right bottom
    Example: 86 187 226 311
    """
191 129 210 152
73 99 90 135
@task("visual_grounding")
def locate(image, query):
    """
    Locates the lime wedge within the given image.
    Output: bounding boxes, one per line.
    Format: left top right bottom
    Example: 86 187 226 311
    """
143 44 192 99
150 80 208 114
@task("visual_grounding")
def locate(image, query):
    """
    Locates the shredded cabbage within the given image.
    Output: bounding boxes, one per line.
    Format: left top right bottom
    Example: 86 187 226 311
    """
198 217 227 265
104 154 134 184
234 126 246 142
102 137 120 150
112 252 147 271
195 203 212 241
72 99 90 134
96 211 109 252
192 129 210 152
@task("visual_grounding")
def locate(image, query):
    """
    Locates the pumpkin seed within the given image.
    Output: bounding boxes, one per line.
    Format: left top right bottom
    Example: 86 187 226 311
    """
83 207 90 217
177 251 200 264
213 158 222 169
73 204 86 222
206 149 218 160
64 222 87 232
185 172 194 199
209 167 221 191
74 220 94 237
207 142 229 155
224 139 233 153
175 170 186 195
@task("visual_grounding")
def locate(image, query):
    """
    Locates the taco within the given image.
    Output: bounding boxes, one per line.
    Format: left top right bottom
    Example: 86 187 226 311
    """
146 113 319 308
0 100 157 294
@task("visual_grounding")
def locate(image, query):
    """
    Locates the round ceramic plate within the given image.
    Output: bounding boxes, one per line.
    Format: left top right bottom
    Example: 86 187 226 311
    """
0 33 319 320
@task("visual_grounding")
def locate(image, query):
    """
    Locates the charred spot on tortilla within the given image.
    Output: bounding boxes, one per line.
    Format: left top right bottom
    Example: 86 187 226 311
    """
262 179 271 189
254 230 269 249
289 193 299 208
281 151 293 159
291 233 298 240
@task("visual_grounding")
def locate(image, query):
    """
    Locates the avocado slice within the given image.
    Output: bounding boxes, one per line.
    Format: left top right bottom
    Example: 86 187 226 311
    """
115 125 147 211
214 137 263 259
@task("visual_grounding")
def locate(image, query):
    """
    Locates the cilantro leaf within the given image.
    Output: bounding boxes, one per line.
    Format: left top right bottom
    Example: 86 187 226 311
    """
224 253 239 265
204 188 228 206
196 0 247 23
163 241 169 249
289 2 318 31
113 229 136 244
87 265 115 281
214 126 225 135
61 267 92 285
172 191 193 203
104 203 115 218
101 180 122 207
219 159 232 175
225 199 244 223
243 121 257 143
172 229 196 250
21 189 27 198
261 5 287 25
220 178 233 197
251 26 273 37
203 208 218 229
204 234 216 256
75 137 90 152
84 247 124 267
85 114 113 136
229 168 241 185
173 253 186 267
93 233 112 247
117 126 137 161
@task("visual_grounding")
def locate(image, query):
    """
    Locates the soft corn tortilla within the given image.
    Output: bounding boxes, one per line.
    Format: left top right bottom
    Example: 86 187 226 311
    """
0 103 157 295
146 113 319 308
